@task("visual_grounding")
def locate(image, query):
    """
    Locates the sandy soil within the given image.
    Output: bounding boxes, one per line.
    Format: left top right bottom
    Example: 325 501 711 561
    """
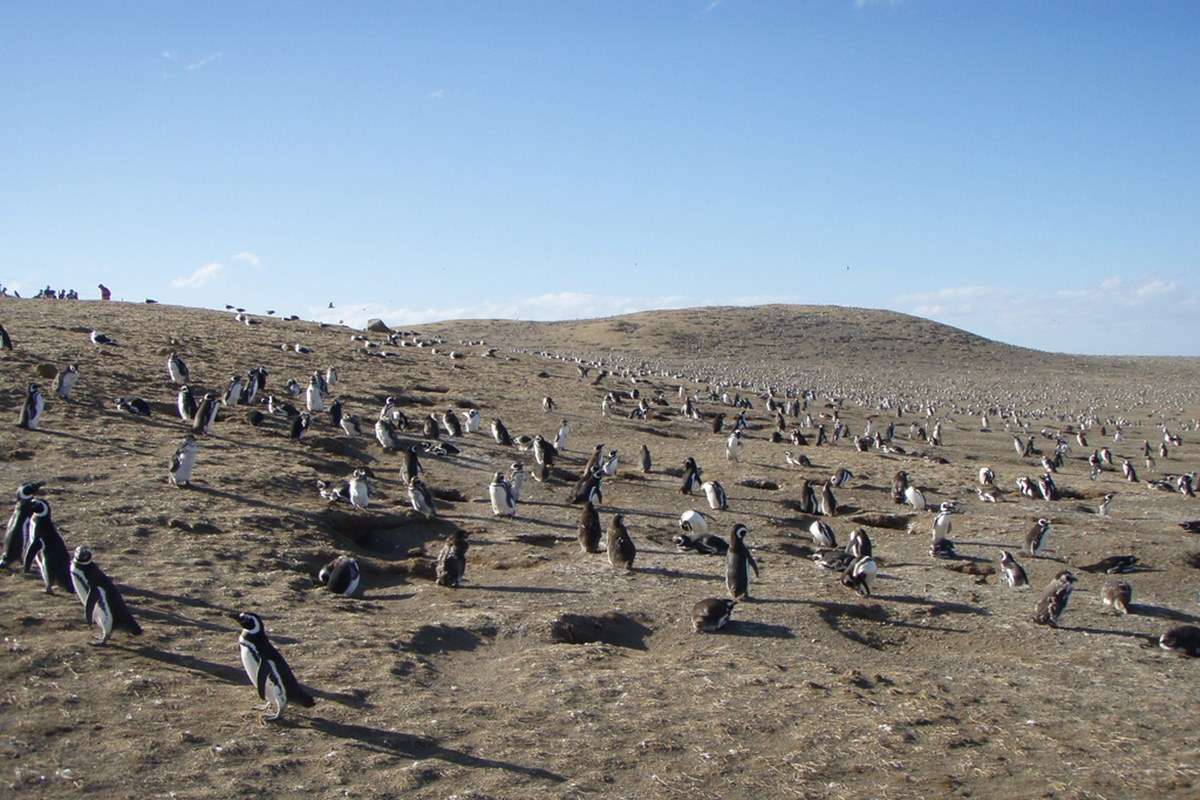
1 299 1198 800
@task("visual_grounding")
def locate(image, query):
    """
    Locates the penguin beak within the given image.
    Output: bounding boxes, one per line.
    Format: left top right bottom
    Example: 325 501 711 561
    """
228 612 244 623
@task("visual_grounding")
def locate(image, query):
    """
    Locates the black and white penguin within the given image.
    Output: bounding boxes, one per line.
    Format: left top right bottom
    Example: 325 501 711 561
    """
1098 492 1115 518
702 480 728 511
569 469 604 506
328 398 343 430
318 556 361 596
542 396 555 413
600 448 619 476
820 480 838 517
533 435 557 468
69 546 142 644
840 555 877 597
348 469 369 510
725 523 759 600
340 413 361 437
507 462 527 502
891 471 908 505
678 509 709 536
577 500 602 553
847 528 872 559
1080 554 1138 574
491 418 512 446
375 419 402 451
583 443 605 475
17 383 44 430
903 484 926 511
674 531 729 556
435 530 470 587
402 445 422 483
192 393 219 435
799 479 818 515
489 472 517 516
89 330 115 346
978 467 995 486
169 435 198 487
639 444 652 473
224 374 244 407
553 418 569 451
1101 579 1132 614
997 549 1028 587
443 408 462 437
691 598 736 633
2 481 44 568
0 323 11 350
1159 626 1200 656
408 476 435 519
288 412 311 440
1032 570 1076 627
422 414 440 440
680 457 703 495
167 352 190 384
809 519 837 548
606 513 636 572
116 397 152 416
1023 518 1051 557
725 430 743 462
232 611 315 721
22 499 72 593
177 385 198 421
784 451 810 469
831 468 853 489
55 364 79 400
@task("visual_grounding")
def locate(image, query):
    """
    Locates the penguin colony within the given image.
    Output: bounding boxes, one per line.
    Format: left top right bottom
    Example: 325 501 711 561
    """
2 301 1200 792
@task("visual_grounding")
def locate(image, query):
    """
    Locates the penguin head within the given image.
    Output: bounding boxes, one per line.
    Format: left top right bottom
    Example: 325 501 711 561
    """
732 523 748 541
998 549 1013 563
17 481 44 499
231 611 263 634
72 545 93 564
1037 517 1050 529
1055 570 1076 584
491 471 505 483
30 499 49 518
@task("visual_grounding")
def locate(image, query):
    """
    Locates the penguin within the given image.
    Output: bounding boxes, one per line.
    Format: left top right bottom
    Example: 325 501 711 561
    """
288 412 311 440
435 530 470 587
2 481 44 568
820 480 838 517
583 443 605 475
465 408 482 434
408 476 435 519
847 528 872 559
799 480 818 515
192 393 219 435
339 413 361 437
1032 571 1076 627
177 385 198 421
639 444 652 473
711 413 725 434
702 480 728 511
442 408 462 437
831 468 853 488
725 523 759 600
318 556 361 597
55 364 79 400
977 487 998 503
224 374 244 406
69 546 142 645
22 499 72 593
489 472 516 517
533 435 557 468
679 509 709 536
1080 555 1138 574
0 323 11 350
577 500 602 553
606 513 636 572
268 395 299 418
554 418 569 451
931 501 954 546
903 484 926 511
328 398 343 430
1101 579 1132 614
674 531 729 556
1122 459 1138 483
168 435 199 487
600 449 619 477
680 457 703 495
809 520 837 548
997 550 1029 587
840 555 878 597
375 419 402 451
348 469 369 510
422 414 440 440
891 471 908 505
232 611 315 721
1159 626 1200 656
89 330 115 346
325 366 337 387
542 396 555 413
167 352 190 384
491 418 512 446
116 397 152 416
725 430 743 462
692 598 736 633
1023 518 1051 557
1098 493 1115 518
17 383 44 431
402 445 422 483
979 467 995 486
784 451 810 469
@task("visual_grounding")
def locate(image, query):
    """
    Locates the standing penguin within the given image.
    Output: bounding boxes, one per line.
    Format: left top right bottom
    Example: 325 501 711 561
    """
328 398 343 430
223 374 243 406
435 530 470 588
1032 571 1076 627
639 444 652 474
725 523 759 600
606 514 636 572
1023 518 1051 557
532 434 557 468
0 324 11 350
489 472 516 517
891 471 909 505
680 457 703 495
702 480 728 511
841 555 878 597
318 556 361 597
577 500 602 553
554 418 570 451
167 352 190 384
168 435 199 487
1101 579 1132 614
192 392 219 435
600 449 619 477
289 412 311 440
305 373 324 412
348 469 370 510
569 468 604 505
375 419 402 451
69 546 142 645
402 445 422 483
55 365 79 400
798 479 818 515
820 480 838 517
3 481 44 568
997 550 1029 587
491 418 512 446
408 476 435 519
177 385 198 421
1098 493 1115 518
22 499 72 593
232 612 315 721
443 408 462 437
17 383 44 431
725 430 743 462
463 408 481 433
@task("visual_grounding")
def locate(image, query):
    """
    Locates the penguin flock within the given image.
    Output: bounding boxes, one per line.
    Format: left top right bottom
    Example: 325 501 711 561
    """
3 299 1200 748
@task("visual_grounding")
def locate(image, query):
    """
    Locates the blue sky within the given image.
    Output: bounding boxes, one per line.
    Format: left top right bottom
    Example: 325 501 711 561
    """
1 1 1196 355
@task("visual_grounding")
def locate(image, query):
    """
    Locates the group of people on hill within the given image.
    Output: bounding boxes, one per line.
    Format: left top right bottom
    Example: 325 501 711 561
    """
0 283 110 300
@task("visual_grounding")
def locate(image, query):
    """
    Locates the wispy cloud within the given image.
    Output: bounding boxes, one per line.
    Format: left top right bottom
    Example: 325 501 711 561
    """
231 251 261 269
160 50 176 62
428 89 446 101
701 0 723 15
186 52 223 71
172 262 224 289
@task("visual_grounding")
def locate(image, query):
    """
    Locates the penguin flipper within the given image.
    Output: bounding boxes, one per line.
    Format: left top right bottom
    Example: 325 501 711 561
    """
255 658 270 701
748 553 760 577
22 537 42 574
85 586 100 624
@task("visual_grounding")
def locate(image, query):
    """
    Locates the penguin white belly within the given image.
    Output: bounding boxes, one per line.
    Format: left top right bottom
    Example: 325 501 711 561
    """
240 641 261 688
169 364 184 383
264 660 287 716
70 568 90 607
349 482 368 509
92 586 114 643
172 451 196 485
509 475 525 502
306 387 323 412
489 486 513 516
344 570 361 597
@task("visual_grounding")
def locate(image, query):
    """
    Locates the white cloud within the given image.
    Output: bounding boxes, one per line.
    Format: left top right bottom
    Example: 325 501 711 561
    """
172 262 224 289
701 0 723 15
186 52 223 71
231 251 261 268
161 50 176 62
428 89 446 101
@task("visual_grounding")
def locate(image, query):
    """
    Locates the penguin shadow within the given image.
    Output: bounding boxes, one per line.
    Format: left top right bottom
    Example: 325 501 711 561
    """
1053 624 1157 642
718 620 795 639
1129 604 1200 624
454 511 573 533
185 482 322 520
805 601 970 647
464 584 588 595
127 644 247 686
634 565 722 582
874 594 990 616
38 428 153 456
602 505 677 521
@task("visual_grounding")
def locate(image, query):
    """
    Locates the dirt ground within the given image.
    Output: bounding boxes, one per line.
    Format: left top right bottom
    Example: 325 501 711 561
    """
1 298 1198 800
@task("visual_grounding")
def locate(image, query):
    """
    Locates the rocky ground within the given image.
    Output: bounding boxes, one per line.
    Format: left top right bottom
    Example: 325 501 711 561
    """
1 298 1198 800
